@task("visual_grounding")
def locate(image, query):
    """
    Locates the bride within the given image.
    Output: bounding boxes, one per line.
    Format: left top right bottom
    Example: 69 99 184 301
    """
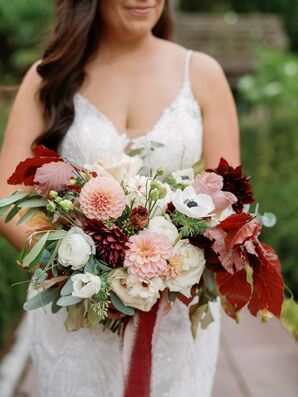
0 1 239 396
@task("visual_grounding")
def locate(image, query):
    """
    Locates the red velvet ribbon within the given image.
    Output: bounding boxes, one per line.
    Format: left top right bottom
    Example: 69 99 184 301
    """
123 302 159 397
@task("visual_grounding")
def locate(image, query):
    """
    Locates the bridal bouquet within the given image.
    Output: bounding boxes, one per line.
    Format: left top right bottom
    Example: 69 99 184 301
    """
0 145 287 395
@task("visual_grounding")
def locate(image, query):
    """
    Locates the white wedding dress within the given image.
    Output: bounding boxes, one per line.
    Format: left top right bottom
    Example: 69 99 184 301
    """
28 50 221 397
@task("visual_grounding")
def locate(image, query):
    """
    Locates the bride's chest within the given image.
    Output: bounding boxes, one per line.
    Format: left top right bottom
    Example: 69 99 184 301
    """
59 90 203 175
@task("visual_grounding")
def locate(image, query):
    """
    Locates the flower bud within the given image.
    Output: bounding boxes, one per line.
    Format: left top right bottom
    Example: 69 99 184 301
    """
149 188 160 201
130 206 149 229
156 168 164 177
49 190 58 199
46 201 56 213
60 199 74 212
158 187 168 199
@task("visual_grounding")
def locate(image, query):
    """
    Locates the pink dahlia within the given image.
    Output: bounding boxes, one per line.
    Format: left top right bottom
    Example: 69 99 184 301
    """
80 176 126 221
124 230 173 278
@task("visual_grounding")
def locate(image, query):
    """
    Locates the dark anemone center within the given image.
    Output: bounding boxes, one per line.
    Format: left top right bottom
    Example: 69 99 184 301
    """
184 199 198 208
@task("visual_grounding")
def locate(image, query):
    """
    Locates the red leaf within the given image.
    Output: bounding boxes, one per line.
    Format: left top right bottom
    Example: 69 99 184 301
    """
7 145 62 186
33 145 60 158
248 243 284 318
220 213 261 250
216 269 252 312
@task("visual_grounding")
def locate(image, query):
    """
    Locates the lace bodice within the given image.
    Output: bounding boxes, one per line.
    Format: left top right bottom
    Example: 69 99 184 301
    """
28 50 221 397
59 50 203 176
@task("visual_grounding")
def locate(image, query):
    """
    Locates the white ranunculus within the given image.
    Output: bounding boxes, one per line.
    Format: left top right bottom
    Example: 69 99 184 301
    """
172 186 215 219
58 227 96 270
109 269 165 312
172 168 194 186
85 153 143 182
71 272 101 299
165 239 205 298
148 216 178 244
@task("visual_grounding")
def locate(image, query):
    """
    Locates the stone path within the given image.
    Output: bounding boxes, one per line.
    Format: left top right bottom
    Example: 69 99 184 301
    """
15 309 297 397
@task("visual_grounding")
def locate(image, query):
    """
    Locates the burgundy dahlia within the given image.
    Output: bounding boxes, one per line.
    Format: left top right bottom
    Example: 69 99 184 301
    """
84 219 129 268
207 158 255 213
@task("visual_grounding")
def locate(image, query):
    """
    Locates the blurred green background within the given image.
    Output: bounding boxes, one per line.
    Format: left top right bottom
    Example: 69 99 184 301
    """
0 0 297 351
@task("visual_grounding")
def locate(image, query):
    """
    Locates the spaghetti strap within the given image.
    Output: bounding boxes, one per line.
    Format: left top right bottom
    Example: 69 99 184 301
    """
184 49 193 84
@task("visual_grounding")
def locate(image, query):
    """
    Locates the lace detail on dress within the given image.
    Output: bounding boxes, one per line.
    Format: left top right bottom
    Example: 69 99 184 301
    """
28 49 221 397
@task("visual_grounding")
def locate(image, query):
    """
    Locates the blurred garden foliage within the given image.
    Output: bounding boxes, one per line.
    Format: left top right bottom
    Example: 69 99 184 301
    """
0 0 53 83
179 0 298 51
0 96 29 350
238 50 298 298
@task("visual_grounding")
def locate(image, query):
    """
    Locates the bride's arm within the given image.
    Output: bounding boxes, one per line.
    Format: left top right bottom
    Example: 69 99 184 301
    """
0 62 44 250
191 52 240 168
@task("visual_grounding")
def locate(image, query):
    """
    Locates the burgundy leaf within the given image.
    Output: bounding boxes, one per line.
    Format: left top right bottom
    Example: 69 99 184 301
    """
216 269 252 313
8 145 62 186
248 243 284 318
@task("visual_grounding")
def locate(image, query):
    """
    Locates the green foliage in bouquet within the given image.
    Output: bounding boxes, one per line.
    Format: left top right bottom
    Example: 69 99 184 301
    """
238 49 298 299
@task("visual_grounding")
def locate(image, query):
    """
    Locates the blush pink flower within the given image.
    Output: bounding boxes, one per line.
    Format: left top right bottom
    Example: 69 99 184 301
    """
124 231 173 278
79 176 126 221
193 172 237 212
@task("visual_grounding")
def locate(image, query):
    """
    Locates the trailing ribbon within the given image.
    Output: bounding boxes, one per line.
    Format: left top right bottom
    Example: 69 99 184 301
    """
122 293 169 397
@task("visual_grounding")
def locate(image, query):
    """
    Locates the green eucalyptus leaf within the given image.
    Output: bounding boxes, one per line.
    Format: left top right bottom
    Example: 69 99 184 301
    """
56 295 83 307
60 272 79 296
5 205 20 223
17 208 39 225
24 288 59 310
96 259 112 272
0 204 12 218
46 230 67 241
0 192 29 207
29 250 45 271
32 268 48 284
18 240 30 263
110 292 135 316
51 289 63 314
18 198 47 208
39 249 51 266
84 258 98 275
22 231 49 269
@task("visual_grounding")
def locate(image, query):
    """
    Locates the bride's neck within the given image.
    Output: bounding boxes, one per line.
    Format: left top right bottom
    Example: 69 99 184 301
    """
98 30 156 59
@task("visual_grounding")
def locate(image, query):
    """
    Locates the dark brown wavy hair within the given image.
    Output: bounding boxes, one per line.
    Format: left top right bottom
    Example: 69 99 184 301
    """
34 0 174 150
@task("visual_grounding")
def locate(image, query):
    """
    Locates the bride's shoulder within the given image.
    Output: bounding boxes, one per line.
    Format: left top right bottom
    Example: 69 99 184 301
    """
190 50 232 106
191 51 225 79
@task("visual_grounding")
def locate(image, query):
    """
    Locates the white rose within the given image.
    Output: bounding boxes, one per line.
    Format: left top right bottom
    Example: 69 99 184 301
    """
71 272 101 299
109 269 165 312
148 216 178 244
172 168 194 186
165 240 205 298
85 153 143 182
58 227 96 270
172 186 215 219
